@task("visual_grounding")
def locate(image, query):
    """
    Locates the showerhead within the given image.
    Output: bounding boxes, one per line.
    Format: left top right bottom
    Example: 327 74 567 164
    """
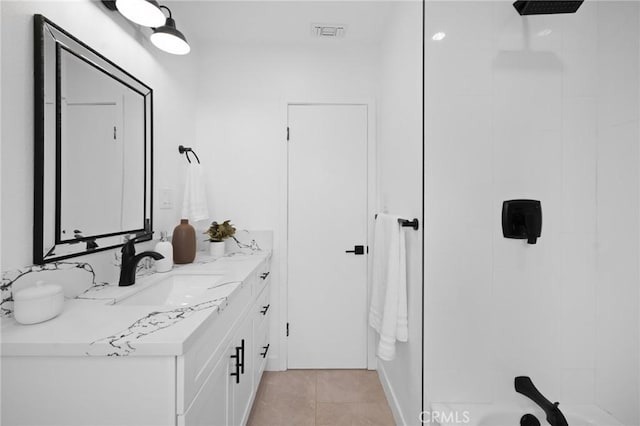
513 0 584 15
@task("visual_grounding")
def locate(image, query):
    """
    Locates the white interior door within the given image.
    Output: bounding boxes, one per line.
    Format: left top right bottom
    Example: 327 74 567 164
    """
287 104 368 369
61 100 123 238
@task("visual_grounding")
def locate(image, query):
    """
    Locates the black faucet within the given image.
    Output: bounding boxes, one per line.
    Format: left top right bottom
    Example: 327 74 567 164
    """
118 235 164 287
515 376 568 426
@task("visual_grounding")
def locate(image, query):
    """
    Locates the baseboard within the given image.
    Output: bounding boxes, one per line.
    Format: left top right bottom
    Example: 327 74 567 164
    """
265 356 283 371
377 361 409 426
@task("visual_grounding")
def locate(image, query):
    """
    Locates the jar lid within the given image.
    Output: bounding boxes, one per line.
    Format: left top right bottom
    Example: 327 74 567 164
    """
14 282 63 301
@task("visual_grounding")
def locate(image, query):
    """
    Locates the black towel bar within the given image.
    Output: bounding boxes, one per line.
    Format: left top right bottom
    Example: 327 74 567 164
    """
178 145 200 164
374 214 419 230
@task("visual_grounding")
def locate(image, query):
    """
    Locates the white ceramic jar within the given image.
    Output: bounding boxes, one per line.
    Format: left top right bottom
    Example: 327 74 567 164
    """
13 282 64 325
209 241 225 258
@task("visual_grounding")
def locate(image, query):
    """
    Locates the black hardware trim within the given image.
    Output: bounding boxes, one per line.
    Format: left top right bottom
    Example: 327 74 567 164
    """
345 245 365 255
374 214 420 230
230 346 241 384
239 339 245 375
260 304 270 315
286 322 289 337
178 145 200 164
401 218 420 230
260 271 270 280
287 127 290 141
261 344 270 358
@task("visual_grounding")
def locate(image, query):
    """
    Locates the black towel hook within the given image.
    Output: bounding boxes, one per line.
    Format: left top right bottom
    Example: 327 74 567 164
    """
178 145 200 164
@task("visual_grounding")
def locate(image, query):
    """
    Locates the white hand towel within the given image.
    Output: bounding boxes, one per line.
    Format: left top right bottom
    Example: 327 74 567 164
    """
369 213 408 361
181 163 210 223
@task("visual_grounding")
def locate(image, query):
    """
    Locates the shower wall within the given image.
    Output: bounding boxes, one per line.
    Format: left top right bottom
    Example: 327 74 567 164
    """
423 2 639 424
376 2 422 424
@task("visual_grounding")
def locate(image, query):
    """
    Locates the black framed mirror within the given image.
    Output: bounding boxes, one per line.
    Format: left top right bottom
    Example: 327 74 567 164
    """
34 15 153 264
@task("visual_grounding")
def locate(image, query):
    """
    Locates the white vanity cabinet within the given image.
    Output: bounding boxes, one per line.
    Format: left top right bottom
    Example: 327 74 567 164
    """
2 255 272 426
179 313 254 426
178 257 271 426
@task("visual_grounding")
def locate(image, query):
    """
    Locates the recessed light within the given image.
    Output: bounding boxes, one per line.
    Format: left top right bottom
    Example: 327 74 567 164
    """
432 32 446 41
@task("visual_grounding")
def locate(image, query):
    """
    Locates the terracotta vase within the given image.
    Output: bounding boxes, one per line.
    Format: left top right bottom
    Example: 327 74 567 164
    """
172 219 196 264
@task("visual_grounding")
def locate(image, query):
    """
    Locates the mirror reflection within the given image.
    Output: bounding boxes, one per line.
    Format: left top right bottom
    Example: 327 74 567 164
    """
59 48 146 241
34 15 153 264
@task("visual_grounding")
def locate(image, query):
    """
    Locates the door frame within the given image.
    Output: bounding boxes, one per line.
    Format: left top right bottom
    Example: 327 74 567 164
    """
277 99 377 371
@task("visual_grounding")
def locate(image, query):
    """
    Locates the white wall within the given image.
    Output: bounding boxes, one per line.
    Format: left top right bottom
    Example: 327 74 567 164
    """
191 39 379 370
594 3 640 423
1 0 197 282
376 2 423 425
423 2 639 424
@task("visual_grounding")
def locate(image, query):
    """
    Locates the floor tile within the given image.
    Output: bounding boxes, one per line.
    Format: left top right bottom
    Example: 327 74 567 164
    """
316 370 386 403
247 369 394 426
248 397 316 426
260 370 317 403
353 402 396 426
316 402 355 426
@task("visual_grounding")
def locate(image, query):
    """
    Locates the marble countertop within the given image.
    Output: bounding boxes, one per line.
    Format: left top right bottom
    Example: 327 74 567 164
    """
0 252 270 357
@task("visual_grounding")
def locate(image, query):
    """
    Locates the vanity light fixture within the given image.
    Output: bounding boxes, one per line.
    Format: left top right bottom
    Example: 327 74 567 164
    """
114 0 165 27
150 6 191 55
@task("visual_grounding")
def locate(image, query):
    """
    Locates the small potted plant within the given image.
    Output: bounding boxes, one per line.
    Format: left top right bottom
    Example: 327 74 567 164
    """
205 220 236 258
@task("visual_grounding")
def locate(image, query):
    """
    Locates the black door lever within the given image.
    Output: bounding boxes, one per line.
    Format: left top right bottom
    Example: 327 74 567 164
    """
345 245 365 255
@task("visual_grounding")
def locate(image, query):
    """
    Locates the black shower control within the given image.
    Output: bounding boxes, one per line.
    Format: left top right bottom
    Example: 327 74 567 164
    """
502 200 542 244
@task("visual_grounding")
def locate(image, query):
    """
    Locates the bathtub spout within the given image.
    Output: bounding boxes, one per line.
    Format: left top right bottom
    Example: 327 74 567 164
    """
514 376 568 426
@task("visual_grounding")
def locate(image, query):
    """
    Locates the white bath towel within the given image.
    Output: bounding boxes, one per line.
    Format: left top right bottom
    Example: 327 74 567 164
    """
181 163 210 223
369 213 408 361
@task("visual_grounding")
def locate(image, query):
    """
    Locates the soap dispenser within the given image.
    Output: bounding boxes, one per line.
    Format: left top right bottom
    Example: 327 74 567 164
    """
154 231 173 272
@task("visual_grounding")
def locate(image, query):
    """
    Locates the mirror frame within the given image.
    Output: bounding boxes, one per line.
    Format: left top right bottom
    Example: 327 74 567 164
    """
33 15 153 264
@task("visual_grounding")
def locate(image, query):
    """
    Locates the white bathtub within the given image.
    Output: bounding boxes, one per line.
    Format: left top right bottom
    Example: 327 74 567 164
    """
429 403 623 426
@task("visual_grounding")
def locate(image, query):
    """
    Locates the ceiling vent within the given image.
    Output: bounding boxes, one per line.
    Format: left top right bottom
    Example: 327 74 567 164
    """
312 24 346 38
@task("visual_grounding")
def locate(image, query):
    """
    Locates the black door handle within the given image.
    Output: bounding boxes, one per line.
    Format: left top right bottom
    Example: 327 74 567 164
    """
345 245 365 255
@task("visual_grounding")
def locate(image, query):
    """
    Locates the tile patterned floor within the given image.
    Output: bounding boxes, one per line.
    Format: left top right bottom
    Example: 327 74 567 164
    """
247 369 396 426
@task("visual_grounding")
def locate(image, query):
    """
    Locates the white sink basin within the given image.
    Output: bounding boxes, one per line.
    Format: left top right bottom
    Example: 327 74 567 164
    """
117 274 226 307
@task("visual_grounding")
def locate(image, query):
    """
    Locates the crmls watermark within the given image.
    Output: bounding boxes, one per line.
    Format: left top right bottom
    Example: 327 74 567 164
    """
419 410 471 424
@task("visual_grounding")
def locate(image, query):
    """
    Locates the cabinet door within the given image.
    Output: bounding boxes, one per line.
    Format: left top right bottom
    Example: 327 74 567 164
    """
179 349 229 426
229 314 254 426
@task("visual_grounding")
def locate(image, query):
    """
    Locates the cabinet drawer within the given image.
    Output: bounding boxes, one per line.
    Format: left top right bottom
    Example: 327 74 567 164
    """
177 279 252 414
253 259 271 296
253 316 270 386
254 282 271 326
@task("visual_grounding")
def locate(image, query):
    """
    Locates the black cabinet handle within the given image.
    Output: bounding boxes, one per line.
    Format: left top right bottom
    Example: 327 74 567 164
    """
260 344 270 358
260 272 270 280
260 304 270 315
345 245 365 255
230 346 241 384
